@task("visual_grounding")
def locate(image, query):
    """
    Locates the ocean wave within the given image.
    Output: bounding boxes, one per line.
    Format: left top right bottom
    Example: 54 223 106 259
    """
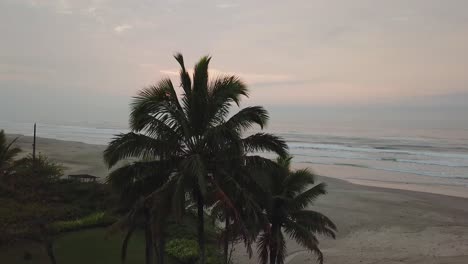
293 152 468 168
301 161 468 180
288 142 468 160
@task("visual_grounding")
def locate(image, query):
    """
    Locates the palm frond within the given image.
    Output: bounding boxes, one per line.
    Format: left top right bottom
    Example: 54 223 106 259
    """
283 219 324 264
174 53 192 96
290 210 336 239
0 133 21 168
242 133 288 157
276 155 293 170
208 76 248 125
288 183 327 211
282 168 316 197
131 111 180 140
257 231 270 264
224 106 269 133
106 160 171 204
130 79 189 137
103 132 171 167
192 55 211 95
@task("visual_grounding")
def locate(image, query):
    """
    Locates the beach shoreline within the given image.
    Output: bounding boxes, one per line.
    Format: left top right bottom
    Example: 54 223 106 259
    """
9 134 468 199
7 134 468 263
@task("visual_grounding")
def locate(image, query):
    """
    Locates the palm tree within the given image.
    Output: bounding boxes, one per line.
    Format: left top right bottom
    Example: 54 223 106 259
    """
106 160 172 264
210 156 277 264
104 54 288 264
257 156 336 264
0 130 21 173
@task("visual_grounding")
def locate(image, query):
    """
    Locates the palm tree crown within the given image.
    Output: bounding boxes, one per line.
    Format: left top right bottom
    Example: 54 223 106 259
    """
257 156 336 264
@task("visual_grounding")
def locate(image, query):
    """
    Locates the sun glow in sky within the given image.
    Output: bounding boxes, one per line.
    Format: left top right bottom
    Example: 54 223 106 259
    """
1 0 468 126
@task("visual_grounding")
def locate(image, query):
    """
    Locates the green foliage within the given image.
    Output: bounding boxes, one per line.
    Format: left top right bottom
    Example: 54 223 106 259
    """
0 198 77 244
166 239 199 263
0 178 117 245
165 238 222 264
51 212 116 232
256 156 336 264
0 228 181 264
0 130 21 171
13 153 64 182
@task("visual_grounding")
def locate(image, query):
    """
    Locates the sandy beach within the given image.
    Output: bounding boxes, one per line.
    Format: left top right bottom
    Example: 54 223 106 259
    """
10 135 108 179
9 135 468 264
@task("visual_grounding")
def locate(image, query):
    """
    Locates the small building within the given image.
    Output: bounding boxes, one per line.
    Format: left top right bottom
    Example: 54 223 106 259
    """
68 174 98 183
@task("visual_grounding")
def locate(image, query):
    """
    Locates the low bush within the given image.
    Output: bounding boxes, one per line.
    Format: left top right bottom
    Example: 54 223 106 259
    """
165 239 199 263
51 212 116 232
165 238 222 264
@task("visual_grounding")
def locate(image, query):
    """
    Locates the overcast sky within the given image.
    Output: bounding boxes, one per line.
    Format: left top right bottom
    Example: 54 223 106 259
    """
1 0 468 127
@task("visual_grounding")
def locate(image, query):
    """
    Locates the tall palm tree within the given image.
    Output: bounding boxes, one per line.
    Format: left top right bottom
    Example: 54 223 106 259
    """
104 54 288 264
257 156 336 264
0 130 21 173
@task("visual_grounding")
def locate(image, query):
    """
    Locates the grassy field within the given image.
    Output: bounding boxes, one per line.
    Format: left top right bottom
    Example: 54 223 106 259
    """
0 228 161 264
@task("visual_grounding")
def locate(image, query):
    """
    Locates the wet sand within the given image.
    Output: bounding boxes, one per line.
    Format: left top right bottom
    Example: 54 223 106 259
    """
231 175 468 263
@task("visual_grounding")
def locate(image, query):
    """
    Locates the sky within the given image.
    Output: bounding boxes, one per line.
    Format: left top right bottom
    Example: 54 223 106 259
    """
1 0 468 129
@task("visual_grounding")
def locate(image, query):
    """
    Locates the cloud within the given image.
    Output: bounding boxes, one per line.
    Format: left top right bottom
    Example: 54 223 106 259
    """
113 24 132 33
158 68 294 85
25 0 73 14
216 3 237 9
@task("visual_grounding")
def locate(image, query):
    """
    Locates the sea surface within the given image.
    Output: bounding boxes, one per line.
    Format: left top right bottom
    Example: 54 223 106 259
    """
1 120 468 181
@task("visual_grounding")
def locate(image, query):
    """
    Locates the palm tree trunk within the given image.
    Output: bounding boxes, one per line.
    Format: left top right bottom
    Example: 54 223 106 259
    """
144 209 154 264
45 242 57 264
223 211 229 264
197 191 206 264
269 244 277 264
269 224 278 264
157 236 165 264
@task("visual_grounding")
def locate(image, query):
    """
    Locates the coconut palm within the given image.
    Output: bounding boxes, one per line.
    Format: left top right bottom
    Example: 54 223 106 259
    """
104 54 288 264
0 130 21 173
106 160 173 264
257 156 337 264
210 155 277 264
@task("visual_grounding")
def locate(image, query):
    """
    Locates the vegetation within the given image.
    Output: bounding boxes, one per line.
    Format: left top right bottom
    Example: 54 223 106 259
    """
0 132 117 246
104 54 335 264
0 54 336 264
257 156 337 264
104 54 288 264
51 212 117 233
165 239 199 263
0 130 21 173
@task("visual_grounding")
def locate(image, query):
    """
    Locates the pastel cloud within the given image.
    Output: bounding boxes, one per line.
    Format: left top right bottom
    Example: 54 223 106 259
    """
113 24 132 33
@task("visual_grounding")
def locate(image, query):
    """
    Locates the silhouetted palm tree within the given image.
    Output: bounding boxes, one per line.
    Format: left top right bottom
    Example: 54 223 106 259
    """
0 130 21 173
104 54 287 264
106 160 172 264
257 156 336 264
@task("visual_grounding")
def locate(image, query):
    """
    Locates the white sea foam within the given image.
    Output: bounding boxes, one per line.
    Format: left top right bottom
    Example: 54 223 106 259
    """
2 120 468 179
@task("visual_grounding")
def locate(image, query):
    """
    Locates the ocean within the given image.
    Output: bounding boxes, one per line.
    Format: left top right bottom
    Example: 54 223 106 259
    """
1 120 468 181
